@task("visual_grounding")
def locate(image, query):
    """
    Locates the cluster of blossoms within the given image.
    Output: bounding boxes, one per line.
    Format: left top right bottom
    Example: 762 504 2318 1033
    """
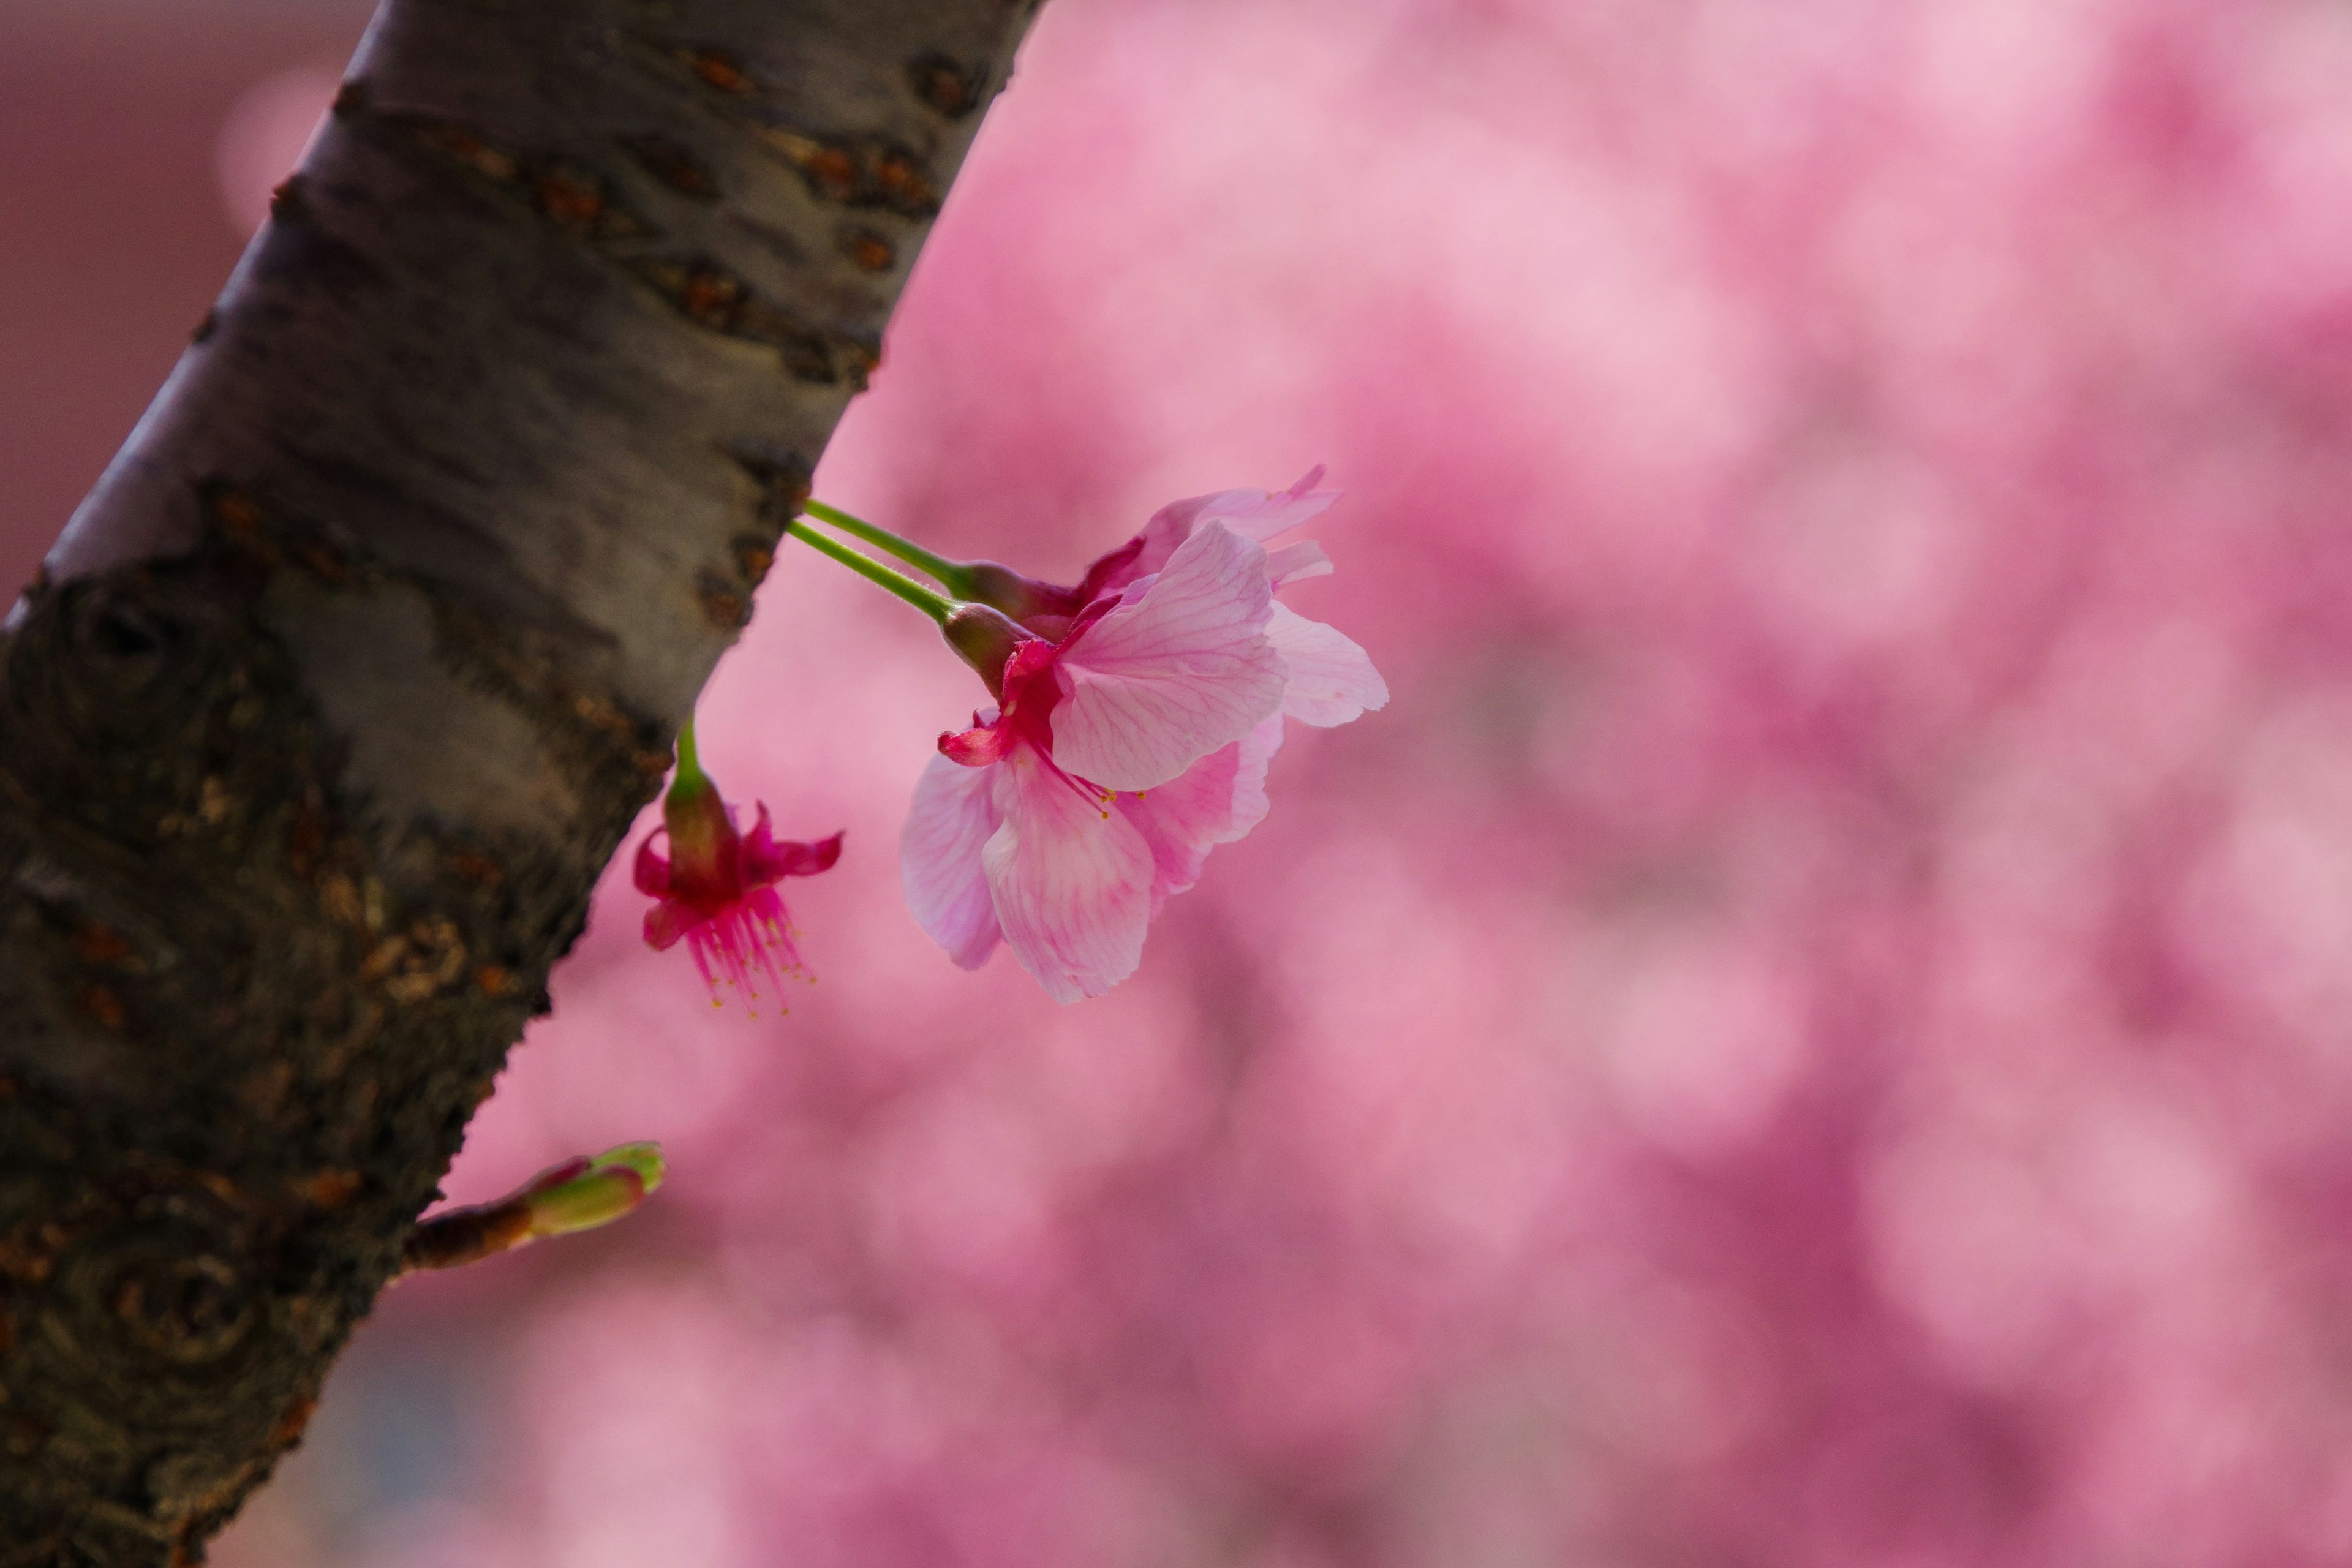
636 472 1384 1005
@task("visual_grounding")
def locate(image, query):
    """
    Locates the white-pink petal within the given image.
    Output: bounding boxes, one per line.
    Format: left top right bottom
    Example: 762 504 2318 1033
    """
1050 521 1286 793
1121 469 1343 582
899 750 1005 970
1264 601 1389 727
982 749 1157 1003
1263 539 1333 588
1175 466 1342 546
1116 714 1286 911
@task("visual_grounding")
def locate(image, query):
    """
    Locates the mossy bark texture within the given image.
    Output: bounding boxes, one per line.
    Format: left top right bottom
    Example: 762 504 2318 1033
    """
0 1 1039 1559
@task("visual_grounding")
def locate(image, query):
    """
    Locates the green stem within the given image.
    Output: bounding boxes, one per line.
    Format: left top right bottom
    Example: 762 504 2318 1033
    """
801 499 968 592
674 715 704 785
783 518 956 623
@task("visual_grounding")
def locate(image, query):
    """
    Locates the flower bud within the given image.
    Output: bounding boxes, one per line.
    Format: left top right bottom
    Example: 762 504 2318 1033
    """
952 560 1083 624
522 1141 668 1240
941 602 1034 700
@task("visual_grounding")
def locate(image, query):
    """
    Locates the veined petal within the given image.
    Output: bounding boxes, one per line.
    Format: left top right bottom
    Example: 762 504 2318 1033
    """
1189 466 1341 545
900 751 1005 970
1050 522 1286 792
982 748 1156 1003
1264 540 1333 587
1228 712 1284 841
1116 714 1286 910
1265 600 1389 727
1077 470 1344 600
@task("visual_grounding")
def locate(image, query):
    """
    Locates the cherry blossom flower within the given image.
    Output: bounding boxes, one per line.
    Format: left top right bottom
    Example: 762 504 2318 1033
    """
816 469 1390 734
633 722 842 1008
897 521 1289 1000
896 513 1371 1006
783 473 1384 1001
1084 468 1390 730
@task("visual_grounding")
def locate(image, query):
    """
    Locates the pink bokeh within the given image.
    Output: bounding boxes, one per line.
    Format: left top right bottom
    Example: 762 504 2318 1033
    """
24 0 2350 1561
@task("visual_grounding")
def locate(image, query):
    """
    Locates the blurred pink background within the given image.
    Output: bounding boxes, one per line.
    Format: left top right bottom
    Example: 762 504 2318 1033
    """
15 1 2352 1563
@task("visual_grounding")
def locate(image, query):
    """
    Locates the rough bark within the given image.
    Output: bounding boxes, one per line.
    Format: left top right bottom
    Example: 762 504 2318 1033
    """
0 1 1039 1560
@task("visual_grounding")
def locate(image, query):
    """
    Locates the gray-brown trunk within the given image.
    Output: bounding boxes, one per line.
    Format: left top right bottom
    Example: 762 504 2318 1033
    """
0 1 1039 1559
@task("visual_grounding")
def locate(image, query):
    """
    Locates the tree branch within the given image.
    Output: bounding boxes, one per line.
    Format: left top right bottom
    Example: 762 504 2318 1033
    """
0 1 1040 1560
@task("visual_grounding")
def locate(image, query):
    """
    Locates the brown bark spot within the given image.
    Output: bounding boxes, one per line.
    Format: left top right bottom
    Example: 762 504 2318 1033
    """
210 489 263 543
297 1170 363 1210
843 228 896 272
295 541 353 584
804 146 860 202
445 848 505 889
71 923 132 966
270 1395 320 1449
874 153 935 211
632 259 845 383
697 571 750 630
191 307 219 344
907 53 978 118
679 265 746 330
420 125 519 185
534 168 608 235
687 48 756 96
733 537 775 586
474 964 512 997
79 984 124 1030
621 135 717 199
570 691 639 742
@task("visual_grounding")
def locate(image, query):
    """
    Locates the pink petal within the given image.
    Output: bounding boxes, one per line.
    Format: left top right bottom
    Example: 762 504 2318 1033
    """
1050 521 1287 793
643 897 702 952
900 751 1006 970
1116 714 1286 910
777 832 844 878
1263 540 1333 587
632 832 673 897
1229 712 1284 840
981 748 1156 1003
1264 601 1389 726
940 721 1016 767
1188 466 1342 546
1079 470 1343 600
749 826 843 882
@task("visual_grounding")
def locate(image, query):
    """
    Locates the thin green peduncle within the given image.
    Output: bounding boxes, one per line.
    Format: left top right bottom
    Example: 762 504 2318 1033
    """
674 715 706 786
801 499 970 595
783 517 957 623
